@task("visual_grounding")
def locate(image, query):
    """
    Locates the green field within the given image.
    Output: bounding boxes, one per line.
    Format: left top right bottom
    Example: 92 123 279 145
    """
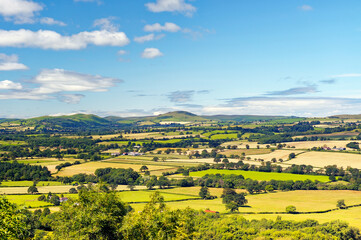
117 190 199 203
0 140 27 146
210 133 238 140
1 181 66 187
188 169 330 182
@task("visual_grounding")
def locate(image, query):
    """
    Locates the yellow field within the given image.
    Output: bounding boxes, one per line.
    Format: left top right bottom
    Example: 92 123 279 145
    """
243 207 361 229
288 151 361 169
53 161 176 177
0 185 75 194
247 150 304 161
285 140 361 150
223 149 272 156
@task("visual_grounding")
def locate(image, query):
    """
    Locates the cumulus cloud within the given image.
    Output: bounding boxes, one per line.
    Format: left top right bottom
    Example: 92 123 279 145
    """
0 0 43 24
0 69 122 103
141 48 163 59
93 17 119 31
299 5 313 11
0 53 28 71
40 17 66 26
0 80 22 90
168 90 194 103
0 29 130 50
144 22 181 32
31 69 122 94
265 86 318 96
134 33 164 43
145 0 196 16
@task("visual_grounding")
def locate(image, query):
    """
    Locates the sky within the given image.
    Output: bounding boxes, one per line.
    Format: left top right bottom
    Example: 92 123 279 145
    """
1 0 361 118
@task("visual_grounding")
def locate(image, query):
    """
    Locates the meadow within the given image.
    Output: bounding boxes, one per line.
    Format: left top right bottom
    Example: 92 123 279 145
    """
188 169 330 182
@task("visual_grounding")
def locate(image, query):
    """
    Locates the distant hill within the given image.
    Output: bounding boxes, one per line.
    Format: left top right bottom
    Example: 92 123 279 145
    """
203 115 297 122
13 114 115 130
330 114 361 119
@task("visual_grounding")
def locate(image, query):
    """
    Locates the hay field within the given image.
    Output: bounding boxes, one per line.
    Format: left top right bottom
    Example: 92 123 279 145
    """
288 151 361 169
223 149 272 156
0 185 75 194
242 208 361 229
247 150 304 161
285 140 361 150
53 161 176 177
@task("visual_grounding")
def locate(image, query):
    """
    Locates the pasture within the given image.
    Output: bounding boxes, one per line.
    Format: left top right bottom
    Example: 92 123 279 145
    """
288 151 361 169
1 181 64 187
223 148 272 156
53 161 176 177
0 185 75 194
285 140 361 150
246 150 305 162
188 169 330 182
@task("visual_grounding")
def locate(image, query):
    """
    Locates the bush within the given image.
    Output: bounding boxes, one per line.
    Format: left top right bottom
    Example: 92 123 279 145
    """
286 205 297 213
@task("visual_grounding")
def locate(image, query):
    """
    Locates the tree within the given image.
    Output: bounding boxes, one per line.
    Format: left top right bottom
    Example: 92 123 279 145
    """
50 194 60 206
265 185 274 192
69 188 78 194
52 186 128 239
288 153 296 160
286 205 297 213
121 192 196 239
221 188 248 212
140 165 148 172
214 157 221 164
157 176 170 189
27 185 38 194
199 186 215 199
146 176 158 190
0 197 35 239
337 199 346 209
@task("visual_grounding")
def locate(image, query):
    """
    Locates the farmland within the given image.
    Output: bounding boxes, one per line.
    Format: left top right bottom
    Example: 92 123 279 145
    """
188 169 330 182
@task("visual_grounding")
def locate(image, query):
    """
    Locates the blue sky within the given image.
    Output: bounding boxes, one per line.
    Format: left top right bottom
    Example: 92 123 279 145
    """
1 0 361 118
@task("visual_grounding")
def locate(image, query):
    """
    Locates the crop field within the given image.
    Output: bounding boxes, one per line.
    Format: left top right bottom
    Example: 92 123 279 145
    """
0 185 75 194
288 151 361 169
294 131 359 139
53 161 176 177
223 148 272 156
1 181 64 187
188 169 330 182
246 150 305 162
5 195 54 208
285 140 361 150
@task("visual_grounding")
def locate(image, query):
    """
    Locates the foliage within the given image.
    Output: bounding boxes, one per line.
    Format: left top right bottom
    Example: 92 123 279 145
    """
286 205 297 213
221 188 248 212
0 197 35 239
121 192 196 240
337 199 346 209
52 186 128 239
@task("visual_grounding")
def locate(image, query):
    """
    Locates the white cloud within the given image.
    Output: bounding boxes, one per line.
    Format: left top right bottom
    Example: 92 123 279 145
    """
299 5 313 11
134 33 165 43
0 53 28 71
93 17 118 31
58 94 85 104
0 0 43 24
117 50 127 55
0 80 22 90
141 48 163 59
40 17 66 26
0 69 122 103
145 0 196 16
144 22 181 32
331 73 361 78
0 29 130 50
32 69 122 94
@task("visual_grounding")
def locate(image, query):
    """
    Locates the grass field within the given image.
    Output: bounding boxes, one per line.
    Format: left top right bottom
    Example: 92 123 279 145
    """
53 161 176 177
116 190 199 203
1 181 64 187
210 133 238 140
288 151 361 169
188 169 330 182
0 140 27 146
